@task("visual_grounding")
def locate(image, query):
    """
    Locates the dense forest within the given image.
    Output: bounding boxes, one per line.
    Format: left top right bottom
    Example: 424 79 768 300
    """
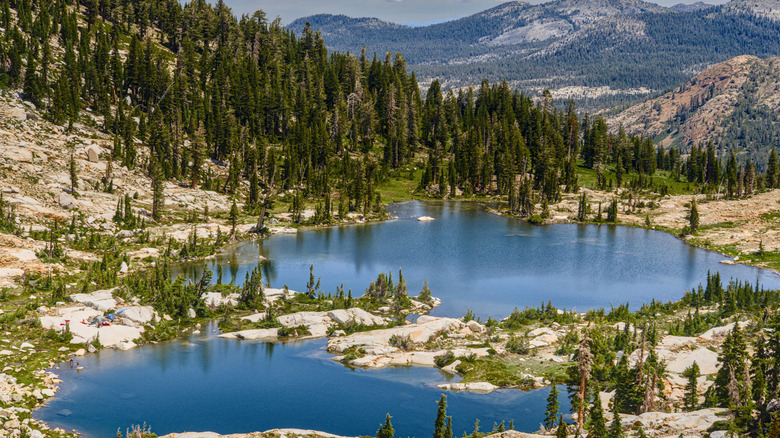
0 0 776 232
291 4 780 110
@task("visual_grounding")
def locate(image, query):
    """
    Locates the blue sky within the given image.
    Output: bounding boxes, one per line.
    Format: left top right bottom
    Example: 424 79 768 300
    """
221 0 730 25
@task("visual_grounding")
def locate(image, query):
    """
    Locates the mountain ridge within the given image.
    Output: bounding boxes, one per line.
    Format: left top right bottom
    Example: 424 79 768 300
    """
288 0 780 109
608 55 780 164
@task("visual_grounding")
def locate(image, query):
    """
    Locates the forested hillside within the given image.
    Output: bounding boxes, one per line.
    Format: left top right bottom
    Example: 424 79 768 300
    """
1 0 776 235
290 0 780 110
609 55 780 171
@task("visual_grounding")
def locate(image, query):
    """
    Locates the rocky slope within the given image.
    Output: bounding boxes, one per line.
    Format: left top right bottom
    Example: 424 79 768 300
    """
607 55 780 151
0 87 296 288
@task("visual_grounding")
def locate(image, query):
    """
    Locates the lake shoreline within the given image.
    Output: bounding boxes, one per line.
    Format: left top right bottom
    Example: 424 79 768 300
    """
22 201 780 438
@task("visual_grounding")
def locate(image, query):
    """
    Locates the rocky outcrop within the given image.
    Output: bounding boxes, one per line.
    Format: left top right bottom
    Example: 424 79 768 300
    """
277 312 331 337
161 429 356 438
328 317 463 355
201 292 239 308
437 382 498 393
39 291 150 349
55 192 76 210
327 308 385 326
699 321 749 341
608 55 780 149
325 317 497 369
479 431 545 438
608 408 730 437
69 289 118 311
222 308 389 342
117 306 157 325
665 347 719 374
219 328 279 341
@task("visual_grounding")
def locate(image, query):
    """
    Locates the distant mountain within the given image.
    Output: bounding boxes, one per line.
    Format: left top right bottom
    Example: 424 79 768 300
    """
670 2 715 12
723 0 780 21
608 55 780 164
289 0 780 110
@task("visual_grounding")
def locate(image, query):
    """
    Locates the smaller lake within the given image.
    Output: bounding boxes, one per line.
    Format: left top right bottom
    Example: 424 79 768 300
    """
177 201 780 318
37 324 568 438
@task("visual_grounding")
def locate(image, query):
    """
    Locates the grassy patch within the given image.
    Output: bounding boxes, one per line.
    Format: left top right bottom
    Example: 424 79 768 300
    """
456 355 568 387
577 164 697 196
760 211 780 222
378 167 424 203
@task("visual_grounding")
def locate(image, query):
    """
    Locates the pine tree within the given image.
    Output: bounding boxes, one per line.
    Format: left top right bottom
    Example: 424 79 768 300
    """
767 149 779 189
544 383 560 430
577 193 587 222
69 151 78 194
608 404 624 438
715 324 749 407
683 361 701 411
555 415 567 438
434 394 449 438
615 155 624 188
689 198 699 234
588 386 607 437
150 155 165 221
607 198 618 223
229 200 239 236
376 414 394 438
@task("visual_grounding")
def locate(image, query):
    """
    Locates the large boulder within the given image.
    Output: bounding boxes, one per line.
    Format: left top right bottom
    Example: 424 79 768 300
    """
97 325 143 348
277 311 329 337
56 192 76 210
86 145 100 163
387 351 440 367
5 107 26 121
437 382 498 393
118 306 157 325
219 328 279 341
70 289 117 311
327 308 386 326
699 321 749 341
666 347 720 375
201 292 238 308
264 288 297 302
467 320 486 333
626 408 729 436
68 323 98 344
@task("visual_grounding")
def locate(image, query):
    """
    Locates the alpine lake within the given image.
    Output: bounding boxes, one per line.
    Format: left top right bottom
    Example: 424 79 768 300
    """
34 201 780 438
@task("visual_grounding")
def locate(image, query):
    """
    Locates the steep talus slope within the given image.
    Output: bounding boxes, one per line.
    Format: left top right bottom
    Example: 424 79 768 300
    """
607 55 780 155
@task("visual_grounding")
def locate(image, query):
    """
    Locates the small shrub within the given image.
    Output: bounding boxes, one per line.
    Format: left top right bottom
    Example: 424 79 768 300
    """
435 350 456 368
505 336 529 355
389 334 413 351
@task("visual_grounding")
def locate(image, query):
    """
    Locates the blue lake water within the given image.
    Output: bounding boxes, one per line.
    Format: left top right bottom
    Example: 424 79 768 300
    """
38 326 564 438
34 201 780 437
179 200 779 317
